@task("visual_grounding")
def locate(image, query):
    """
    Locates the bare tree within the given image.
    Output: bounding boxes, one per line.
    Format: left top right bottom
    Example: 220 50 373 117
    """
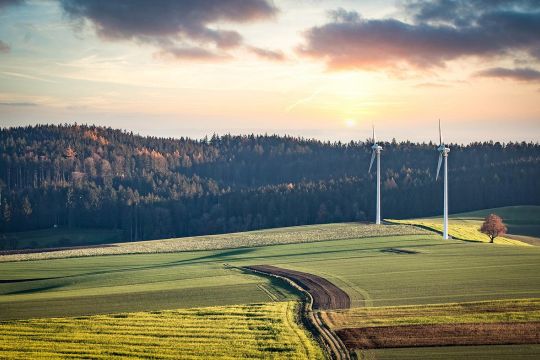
480 214 507 243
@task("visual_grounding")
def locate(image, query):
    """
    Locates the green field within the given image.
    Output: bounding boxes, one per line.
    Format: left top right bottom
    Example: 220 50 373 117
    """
1 211 539 359
2 229 539 318
388 205 540 245
0 301 323 359
1 228 123 251
0 222 427 262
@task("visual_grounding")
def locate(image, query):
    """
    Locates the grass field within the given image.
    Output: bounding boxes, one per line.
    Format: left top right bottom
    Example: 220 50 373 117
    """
387 205 540 245
0 223 428 262
322 298 540 328
1 218 539 359
2 231 539 319
1 228 123 251
0 301 324 359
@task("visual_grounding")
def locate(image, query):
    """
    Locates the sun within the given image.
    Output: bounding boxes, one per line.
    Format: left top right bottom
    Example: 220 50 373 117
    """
345 118 356 128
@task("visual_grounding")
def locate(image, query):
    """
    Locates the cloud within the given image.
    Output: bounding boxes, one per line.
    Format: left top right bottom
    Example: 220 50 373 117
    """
60 0 278 58
155 46 229 61
0 40 9 53
475 67 540 82
299 2 540 71
248 46 285 61
0 0 24 8
0 101 38 106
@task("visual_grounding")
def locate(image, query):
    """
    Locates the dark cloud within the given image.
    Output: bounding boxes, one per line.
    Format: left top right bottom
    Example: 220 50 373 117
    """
0 40 9 53
248 46 285 61
402 0 539 26
475 67 540 82
299 2 540 71
0 0 24 8
60 0 277 55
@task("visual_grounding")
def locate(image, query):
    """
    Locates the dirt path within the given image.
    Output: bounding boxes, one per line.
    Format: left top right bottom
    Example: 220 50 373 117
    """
245 265 350 310
243 265 351 360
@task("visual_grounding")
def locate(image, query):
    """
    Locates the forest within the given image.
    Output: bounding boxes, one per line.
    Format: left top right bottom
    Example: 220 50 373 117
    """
1 124 539 248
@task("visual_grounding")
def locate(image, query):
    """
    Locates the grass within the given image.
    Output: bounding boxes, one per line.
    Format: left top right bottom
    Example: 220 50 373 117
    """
1 220 539 359
0 228 123 251
387 205 540 245
1 229 539 319
0 222 428 262
0 301 324 359
322 298 540 329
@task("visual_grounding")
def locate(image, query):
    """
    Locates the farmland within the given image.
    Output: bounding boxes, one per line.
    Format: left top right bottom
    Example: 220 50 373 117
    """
1 214 539 359
387 205 540 245
0 301 324 359
0 222 427 262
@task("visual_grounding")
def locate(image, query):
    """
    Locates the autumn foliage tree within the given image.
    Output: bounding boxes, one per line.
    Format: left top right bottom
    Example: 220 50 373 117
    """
480 214 507 243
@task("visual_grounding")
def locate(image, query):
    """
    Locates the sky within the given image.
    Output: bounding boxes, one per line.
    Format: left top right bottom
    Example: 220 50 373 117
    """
0 0 539 143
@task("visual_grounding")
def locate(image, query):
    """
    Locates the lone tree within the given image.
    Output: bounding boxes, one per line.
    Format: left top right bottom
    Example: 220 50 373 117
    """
480 214 507 243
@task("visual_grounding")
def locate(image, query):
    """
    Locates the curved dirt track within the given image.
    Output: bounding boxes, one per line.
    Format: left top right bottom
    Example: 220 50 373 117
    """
245 265 350 310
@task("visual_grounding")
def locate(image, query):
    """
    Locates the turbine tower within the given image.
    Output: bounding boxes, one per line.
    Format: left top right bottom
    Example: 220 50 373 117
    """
368 125 383 225
436 120 450 239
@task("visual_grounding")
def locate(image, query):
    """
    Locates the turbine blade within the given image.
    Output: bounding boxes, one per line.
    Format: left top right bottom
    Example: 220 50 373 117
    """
372 124 376 144
439 119 443 145
368 150 376 173
436 153 442 181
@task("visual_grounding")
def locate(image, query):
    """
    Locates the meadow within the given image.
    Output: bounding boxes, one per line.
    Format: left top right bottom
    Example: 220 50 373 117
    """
0 223 427 262
0 301 324 359
387 206 540 246
1 207 539 359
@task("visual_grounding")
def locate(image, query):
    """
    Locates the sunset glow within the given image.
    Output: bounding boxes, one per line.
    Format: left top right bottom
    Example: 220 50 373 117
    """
0 0 539 142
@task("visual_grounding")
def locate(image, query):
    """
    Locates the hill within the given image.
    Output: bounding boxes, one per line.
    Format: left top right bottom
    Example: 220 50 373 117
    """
1 124 540 249
388 205 540 245
1 221 539 359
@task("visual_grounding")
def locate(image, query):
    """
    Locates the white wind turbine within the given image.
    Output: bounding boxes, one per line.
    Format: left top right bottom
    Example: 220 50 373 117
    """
436 120 450 239
368 125 382 225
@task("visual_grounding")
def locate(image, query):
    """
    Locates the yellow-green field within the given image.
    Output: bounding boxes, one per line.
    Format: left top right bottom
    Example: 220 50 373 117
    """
0 301 323 360
322 298 540 329
387 206 540 246
387 218 525 245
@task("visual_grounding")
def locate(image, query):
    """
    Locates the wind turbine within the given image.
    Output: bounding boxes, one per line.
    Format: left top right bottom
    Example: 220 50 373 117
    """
436 120 450 239
368 125 382 225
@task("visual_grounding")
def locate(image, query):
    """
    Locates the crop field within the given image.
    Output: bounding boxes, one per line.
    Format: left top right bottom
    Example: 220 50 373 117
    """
0 223 428 262
387 206 540 245
322 298 540 328
1 219 539 359
321 298 540 352
2 230 540 319
0 301 324 359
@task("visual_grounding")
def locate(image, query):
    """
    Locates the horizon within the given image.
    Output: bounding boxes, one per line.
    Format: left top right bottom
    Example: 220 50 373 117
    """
1 0 540 143
3 122 540 146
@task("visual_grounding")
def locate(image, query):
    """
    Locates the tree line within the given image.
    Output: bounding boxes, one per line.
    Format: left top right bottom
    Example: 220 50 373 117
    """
1 124 539 249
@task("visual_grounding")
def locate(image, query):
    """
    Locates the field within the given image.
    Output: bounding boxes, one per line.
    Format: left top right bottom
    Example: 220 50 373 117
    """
1 211 539 359
387 205 540 245
323 298 540 328
0 301 324 359
321 299 540 351
1 228 123 251
0 223 427 262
